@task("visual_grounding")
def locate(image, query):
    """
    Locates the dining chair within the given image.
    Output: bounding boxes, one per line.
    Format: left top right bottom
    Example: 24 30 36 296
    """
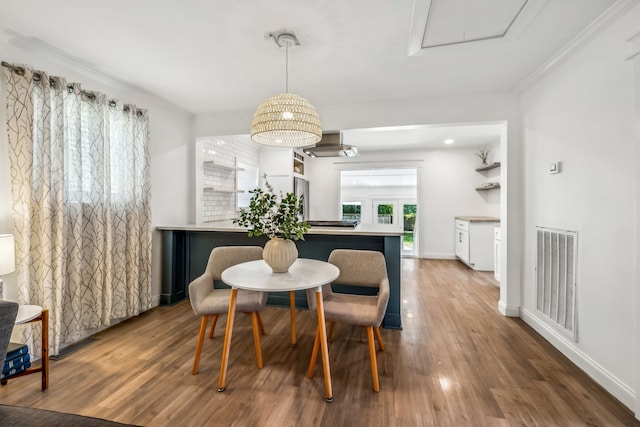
188 246 267 375
306 249 389 392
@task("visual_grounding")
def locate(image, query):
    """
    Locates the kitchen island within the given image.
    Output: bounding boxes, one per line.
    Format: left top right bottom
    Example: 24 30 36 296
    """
157 222 403 329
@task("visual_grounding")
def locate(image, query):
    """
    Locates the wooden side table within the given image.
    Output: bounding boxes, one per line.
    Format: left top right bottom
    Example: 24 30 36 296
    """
2 305 49 390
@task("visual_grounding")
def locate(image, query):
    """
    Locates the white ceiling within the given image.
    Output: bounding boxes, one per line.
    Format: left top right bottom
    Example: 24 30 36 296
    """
0 0 616 152
342 122 504 151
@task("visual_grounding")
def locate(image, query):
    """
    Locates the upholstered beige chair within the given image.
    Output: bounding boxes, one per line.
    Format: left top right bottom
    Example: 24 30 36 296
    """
306 249 390 391
189 246 267 374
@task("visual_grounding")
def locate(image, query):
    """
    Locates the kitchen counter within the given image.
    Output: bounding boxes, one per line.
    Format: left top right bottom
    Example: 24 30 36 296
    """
455 216 500 223
156 220 404 237
158 222 403 329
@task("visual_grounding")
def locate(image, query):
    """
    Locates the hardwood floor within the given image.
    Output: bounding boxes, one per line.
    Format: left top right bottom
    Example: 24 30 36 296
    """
1 259 638 426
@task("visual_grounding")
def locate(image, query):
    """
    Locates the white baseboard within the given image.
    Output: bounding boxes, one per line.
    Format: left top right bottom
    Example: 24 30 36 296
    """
498 300 520 317
151 295 161 308
421 252 457 260
520 308 635 410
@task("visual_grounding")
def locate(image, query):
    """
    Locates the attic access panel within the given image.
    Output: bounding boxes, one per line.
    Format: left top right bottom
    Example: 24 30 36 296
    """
422 0 528 49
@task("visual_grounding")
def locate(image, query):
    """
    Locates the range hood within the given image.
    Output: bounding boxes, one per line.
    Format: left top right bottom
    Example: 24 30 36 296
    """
302 132 358 158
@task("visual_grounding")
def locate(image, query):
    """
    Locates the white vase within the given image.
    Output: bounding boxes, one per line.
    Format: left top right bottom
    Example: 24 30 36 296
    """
263 237 298 273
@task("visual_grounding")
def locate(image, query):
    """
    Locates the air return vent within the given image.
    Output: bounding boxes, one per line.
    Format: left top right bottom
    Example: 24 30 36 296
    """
536 227 577 341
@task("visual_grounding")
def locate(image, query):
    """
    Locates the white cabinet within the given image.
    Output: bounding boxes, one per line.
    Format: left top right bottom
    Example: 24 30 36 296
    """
454 217 499 271
259 147 307 195
454 220 470 263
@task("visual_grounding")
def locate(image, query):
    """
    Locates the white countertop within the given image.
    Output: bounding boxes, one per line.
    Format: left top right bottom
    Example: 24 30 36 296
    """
156 220 404 237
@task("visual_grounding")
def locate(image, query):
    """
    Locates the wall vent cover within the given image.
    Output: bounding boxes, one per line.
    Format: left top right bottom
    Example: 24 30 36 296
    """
535 226 577 341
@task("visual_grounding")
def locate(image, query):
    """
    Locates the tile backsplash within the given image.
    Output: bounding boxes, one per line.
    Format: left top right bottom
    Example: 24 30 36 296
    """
196 135 259 223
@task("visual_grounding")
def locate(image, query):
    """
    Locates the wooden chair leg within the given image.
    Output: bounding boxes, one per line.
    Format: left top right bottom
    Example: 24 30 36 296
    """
192 316 209 375
250 312 263 368
256 312 266 336
374 326 384 351
328 321 336 342
208 314 219 339
366 326 380 392
306 326 321 378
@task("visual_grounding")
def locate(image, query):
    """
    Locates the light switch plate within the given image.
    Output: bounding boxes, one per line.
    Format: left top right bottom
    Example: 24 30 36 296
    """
549 162 561 174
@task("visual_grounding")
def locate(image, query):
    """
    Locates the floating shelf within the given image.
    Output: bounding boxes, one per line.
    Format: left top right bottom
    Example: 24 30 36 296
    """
203 161 245 172
476 183 501 191
475 162 501 172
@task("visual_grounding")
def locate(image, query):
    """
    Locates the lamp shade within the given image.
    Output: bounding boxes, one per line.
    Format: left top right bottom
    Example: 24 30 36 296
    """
0 234 15 276
250 93 322 147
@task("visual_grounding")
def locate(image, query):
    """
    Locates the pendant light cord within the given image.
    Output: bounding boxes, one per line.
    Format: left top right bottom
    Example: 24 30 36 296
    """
285 41 289 93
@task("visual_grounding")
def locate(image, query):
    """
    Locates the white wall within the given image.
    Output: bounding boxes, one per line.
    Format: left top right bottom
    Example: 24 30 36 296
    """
0 39 193 306
195 91 522 319
306 147 499 259
519 4 640 409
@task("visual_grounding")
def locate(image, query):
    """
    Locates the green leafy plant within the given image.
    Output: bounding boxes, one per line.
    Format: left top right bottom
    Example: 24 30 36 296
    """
234 175 310 240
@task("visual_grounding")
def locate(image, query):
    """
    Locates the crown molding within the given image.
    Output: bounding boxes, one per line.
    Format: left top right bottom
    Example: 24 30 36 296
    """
626 29 640 60
0 28 192 118
515 0 639 93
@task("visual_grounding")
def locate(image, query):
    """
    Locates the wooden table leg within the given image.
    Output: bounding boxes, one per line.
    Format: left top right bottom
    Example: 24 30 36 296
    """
217 289 238 392
315 289 333 403
289 291 297 347
5 307 49 390
41 309 49 391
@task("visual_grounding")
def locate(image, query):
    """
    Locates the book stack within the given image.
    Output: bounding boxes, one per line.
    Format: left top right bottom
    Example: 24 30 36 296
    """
1 342 30 380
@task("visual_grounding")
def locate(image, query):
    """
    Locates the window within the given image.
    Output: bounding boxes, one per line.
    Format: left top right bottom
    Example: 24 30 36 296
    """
376 203 394 224
341 202 361 221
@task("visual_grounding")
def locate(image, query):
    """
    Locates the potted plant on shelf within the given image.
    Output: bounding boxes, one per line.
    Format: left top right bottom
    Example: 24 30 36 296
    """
476 148 490 166
234 175 310 273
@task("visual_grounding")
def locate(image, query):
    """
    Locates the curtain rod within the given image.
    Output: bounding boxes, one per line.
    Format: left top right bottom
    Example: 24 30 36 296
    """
1 61 144 116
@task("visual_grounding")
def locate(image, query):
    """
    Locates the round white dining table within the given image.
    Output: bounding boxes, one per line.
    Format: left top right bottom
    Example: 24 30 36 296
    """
219 258 339 402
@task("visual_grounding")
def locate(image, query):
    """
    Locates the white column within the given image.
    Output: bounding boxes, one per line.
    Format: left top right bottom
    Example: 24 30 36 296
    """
629 24 640 420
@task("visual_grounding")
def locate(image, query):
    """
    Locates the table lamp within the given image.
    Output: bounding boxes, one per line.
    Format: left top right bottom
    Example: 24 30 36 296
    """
0 234 16 300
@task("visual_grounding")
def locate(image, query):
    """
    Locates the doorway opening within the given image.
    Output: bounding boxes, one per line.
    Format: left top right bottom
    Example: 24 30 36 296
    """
340 169 418 257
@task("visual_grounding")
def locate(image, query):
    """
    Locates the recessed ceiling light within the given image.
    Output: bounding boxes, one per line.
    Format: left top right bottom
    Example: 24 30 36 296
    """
444 139 454 145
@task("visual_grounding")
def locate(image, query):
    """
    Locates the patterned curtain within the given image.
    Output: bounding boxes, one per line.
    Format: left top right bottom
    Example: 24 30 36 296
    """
3 65 152 355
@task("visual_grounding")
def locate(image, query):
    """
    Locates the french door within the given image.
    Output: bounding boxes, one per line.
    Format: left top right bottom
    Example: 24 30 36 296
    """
373 200 398 225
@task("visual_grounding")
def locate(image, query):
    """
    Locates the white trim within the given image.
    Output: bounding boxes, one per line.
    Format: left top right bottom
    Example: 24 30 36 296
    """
632 17 640 419
515 0 639 92
627 29 640 60
421 252 456 260
333 160 424 170
407 0 432 55
151 295 161 308
498 300 520 317
520 308 635 410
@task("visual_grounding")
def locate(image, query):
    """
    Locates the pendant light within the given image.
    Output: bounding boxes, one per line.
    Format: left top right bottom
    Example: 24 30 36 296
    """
250 32 322 147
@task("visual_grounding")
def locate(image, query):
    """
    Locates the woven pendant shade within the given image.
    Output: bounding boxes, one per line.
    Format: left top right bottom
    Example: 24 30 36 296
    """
250 93 321 147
